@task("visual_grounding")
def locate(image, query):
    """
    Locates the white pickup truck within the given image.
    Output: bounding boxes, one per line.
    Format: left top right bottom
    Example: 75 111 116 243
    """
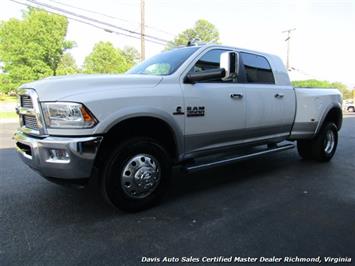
15 44 342 211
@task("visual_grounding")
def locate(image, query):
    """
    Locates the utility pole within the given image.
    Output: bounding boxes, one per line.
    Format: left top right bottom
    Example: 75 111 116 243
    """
282 28 296 70
140 0 145 61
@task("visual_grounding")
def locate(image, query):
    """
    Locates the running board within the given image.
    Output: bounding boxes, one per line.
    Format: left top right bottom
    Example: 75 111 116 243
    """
183 143 295 173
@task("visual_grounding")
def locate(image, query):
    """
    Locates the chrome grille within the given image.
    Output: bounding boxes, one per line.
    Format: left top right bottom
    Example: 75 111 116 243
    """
18 89 46 136
23 115 39 130
20 95 33 109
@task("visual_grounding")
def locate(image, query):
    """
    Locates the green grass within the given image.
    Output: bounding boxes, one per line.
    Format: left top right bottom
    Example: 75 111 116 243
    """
0 95 17 103
0 111 18 119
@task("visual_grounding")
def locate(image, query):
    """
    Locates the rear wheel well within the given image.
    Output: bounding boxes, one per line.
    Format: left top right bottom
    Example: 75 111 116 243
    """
95 117 178 167
322 107 342 130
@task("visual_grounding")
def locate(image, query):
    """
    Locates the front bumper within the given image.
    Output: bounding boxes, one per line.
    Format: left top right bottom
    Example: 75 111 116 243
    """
14 130 103 179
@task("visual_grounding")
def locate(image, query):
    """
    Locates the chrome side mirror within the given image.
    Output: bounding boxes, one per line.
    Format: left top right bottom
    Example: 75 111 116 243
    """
220 51 239 80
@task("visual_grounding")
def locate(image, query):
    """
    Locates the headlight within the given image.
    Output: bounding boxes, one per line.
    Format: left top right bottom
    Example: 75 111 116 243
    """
41 102 97 128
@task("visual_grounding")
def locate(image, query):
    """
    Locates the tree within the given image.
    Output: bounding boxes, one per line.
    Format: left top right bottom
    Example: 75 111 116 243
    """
56 52 79 75
122 46 140 68
292 79 353 99
83 42 129 74
0 8 73 93
165 19 220 50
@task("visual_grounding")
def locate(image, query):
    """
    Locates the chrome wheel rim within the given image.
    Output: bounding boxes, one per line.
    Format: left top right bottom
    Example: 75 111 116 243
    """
324 129 335 154
121 154 161 199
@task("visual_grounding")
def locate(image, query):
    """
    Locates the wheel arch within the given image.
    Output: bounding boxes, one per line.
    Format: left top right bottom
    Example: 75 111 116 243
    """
95 113 183 167
315 105 343 135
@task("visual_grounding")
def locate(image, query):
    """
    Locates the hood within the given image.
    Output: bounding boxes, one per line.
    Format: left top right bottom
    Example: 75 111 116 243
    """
19 74 163 101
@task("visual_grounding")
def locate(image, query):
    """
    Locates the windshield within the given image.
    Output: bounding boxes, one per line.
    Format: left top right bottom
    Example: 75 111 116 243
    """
127 47 199 76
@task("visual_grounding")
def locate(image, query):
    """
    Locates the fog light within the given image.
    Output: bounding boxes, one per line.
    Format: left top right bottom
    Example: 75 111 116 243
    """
47 149 70 163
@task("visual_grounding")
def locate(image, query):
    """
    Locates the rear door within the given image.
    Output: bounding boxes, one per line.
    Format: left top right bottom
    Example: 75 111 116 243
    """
240 52 295 139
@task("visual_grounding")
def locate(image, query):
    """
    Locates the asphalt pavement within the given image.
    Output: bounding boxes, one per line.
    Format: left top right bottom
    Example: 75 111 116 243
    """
0 116 355 265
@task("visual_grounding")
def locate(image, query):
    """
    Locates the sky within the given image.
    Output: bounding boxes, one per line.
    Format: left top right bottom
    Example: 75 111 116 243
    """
0 0 354 87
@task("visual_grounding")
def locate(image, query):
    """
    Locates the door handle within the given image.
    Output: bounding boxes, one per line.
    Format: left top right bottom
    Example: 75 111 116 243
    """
274 93 284 98
230 93 243 99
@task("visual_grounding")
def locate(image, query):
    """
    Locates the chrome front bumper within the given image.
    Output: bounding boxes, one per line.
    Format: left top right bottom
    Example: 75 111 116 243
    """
14 130 103 179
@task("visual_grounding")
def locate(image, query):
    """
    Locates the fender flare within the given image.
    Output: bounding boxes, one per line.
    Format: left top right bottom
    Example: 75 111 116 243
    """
314 103 342 135
93 106 184 157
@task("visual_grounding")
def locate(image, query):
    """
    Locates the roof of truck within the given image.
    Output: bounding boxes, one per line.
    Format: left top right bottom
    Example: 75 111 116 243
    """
176 44 291 86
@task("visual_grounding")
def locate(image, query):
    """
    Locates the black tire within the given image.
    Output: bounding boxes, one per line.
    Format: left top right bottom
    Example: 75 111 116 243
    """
347 106 355 112
297 139 313 160
101 137 172 212
310 122 338 162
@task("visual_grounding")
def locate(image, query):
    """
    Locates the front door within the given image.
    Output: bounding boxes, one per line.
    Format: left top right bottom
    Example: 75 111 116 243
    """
181 48 246 156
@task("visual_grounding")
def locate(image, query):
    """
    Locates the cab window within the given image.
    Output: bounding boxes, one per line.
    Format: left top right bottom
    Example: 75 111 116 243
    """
190 49 234 83
240 52 275 84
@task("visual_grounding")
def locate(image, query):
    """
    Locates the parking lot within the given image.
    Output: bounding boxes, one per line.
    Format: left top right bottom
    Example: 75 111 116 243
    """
1 115 355 265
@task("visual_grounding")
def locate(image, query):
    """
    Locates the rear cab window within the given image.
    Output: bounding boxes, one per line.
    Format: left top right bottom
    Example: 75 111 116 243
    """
240 52 275 84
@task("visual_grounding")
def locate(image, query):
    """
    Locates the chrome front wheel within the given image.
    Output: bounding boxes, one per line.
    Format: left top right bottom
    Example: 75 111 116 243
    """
121 154 161 199
101 137 172 212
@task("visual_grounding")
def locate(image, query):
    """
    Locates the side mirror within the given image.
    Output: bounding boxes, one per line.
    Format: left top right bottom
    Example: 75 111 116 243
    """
220 51 239 80
184 68 226 84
